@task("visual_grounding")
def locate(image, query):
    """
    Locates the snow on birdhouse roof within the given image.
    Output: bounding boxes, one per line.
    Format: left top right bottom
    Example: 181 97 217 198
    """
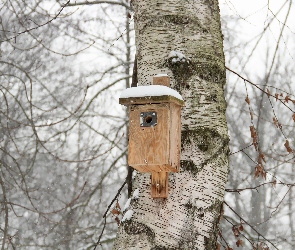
120 85 183 101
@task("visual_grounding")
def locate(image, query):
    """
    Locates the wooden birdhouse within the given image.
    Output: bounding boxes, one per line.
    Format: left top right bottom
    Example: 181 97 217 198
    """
119 75 184 198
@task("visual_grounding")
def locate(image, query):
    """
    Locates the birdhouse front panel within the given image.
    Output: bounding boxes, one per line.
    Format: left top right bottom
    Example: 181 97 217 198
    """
168 102 181 172
128 103 172 173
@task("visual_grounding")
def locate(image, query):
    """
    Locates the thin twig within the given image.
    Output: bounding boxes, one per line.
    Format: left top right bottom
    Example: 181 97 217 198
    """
224 201 279 249
2 1 70 42
93 180 127 250
66 0 130 9
225 66 294 113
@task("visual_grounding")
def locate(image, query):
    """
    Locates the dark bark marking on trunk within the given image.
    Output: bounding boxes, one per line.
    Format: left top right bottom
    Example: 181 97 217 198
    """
180 160 199 175
204 200 224 249
166 56 226 93
180 129 229 175
165 57 193 90
126 166 134 198
182 128 228 152
127 54 138 198
131 54 138 87
123 220 155 243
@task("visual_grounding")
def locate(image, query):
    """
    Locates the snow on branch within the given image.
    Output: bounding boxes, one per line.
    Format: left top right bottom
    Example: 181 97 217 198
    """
168 50 190 64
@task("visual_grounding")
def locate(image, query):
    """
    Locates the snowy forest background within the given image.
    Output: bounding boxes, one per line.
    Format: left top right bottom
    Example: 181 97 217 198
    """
0 0 294 249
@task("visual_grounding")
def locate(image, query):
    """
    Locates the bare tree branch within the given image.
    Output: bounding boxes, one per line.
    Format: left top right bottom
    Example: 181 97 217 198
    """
66 0 130 9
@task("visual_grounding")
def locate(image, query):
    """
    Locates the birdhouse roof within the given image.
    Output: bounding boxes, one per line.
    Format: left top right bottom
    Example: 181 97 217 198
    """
119 85 184 106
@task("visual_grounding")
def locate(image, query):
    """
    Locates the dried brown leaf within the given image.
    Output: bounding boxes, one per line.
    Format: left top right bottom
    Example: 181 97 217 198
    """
273 117 278 128
115 217 120 226
250 126 258 150
259 152 266 163
250 126 255 137
232 226 240 237
255 164 266 179
236 239 243 247
292 113 295 122
278 123 282 129
111 209 121 215
267 89 271 98
272 179 277 187
115 202 121 209
284 140 293 153
245 96 250 105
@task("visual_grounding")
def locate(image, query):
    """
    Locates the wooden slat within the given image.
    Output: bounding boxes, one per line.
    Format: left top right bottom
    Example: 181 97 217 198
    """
151 172 168 198
131 164 178 173
128 104 170 169
119 95 184 107
169 103 181 172
128 103 181 173
153 75 170 87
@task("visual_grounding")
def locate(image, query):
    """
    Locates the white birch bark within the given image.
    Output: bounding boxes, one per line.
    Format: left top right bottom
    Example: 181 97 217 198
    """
114 0 229 249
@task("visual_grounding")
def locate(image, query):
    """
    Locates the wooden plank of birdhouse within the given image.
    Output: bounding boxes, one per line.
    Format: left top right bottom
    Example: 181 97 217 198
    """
151 172 168 198
169 103 181 172
135 164 177 173
119 95 184 107
128 104 170 172
153 75 170 87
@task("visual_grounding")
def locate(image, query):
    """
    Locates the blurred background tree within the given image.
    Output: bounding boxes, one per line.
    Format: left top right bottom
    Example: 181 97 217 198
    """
0 1 133 249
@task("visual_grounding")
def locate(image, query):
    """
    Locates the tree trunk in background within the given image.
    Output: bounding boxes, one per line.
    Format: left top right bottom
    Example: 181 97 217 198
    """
114 0 229 249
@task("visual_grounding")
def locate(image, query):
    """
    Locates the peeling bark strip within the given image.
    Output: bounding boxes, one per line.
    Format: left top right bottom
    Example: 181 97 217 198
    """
114 0 229 249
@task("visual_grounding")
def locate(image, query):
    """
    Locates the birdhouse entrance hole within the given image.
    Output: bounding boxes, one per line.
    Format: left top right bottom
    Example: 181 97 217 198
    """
140 112 157 127
145 116 152 123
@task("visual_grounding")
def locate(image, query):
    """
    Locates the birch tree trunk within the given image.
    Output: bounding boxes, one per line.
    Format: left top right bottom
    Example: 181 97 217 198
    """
114 0 229 249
